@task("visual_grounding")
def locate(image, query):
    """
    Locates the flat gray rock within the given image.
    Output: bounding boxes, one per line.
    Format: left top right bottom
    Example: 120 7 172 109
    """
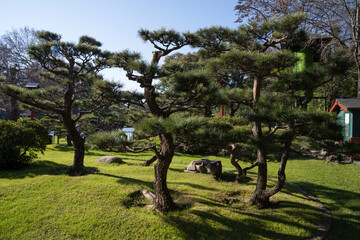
96 156 123 164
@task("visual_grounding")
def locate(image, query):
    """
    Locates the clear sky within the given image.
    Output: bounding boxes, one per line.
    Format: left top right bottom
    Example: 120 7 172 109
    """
0 0 240 91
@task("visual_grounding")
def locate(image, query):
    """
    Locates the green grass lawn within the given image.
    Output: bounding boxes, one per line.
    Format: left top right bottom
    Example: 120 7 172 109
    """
0 144 359 240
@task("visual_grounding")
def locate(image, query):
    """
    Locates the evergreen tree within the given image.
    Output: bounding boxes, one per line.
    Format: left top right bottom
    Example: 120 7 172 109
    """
0 31 120 175
199 14 349 207
235 0 360 98
110 28 220 211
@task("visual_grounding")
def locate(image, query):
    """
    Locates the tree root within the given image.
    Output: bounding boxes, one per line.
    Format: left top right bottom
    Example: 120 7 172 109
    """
142 188 156 202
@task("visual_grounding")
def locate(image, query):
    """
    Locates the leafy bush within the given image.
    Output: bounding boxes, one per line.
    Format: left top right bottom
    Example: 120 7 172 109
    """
0 119 49 169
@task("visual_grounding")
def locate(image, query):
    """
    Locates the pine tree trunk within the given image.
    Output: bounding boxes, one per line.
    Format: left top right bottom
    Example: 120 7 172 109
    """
9 97 19 121
153 133 177 211
248 76 269 208
66 134 87 176
142 155 157 166
66 134 72 146
263 140 292 198
229 144 246 183
248 147 269 208
63 114 87 176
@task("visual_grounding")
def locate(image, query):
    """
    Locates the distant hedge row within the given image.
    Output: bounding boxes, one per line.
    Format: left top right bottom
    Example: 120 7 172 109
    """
0 119 49 169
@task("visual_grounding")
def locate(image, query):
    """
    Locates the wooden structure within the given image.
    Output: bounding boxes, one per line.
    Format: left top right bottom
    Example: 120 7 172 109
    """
329 98 360 161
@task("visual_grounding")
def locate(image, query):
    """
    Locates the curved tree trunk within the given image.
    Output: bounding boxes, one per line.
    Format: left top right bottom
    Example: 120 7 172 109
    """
249 138 293 208
63 114 88 176
10 97 19 121
142 155 157 166
248 147 269 208
263 139 292 198
229 144 246 183
153 133 177 211
248 75 269 208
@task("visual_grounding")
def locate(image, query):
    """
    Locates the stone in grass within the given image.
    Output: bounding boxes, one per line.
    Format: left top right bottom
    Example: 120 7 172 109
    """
96 156 123 164
184 159 222 179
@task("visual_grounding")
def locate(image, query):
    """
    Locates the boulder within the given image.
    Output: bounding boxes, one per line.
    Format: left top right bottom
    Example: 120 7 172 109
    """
326 154 338 162
184 159 222 179
96 156 123 164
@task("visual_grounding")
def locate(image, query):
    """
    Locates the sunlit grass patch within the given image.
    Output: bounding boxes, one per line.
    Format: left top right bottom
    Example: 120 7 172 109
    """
0 143 358 239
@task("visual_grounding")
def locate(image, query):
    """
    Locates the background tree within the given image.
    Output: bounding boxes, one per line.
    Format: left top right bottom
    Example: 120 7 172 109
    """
110 28 220 211
0 31 120 175
77 105 127 137
39 115 67 144
0 27 42 120
235 0 360 98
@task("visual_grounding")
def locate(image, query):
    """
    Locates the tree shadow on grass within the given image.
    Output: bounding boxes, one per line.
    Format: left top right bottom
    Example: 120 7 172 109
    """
0 160 99 179
164 201 317 240
94 172 154 189
290 181 360 240
169 167 186 173
171 181 218 191
220 171 254 184
158 177 360 240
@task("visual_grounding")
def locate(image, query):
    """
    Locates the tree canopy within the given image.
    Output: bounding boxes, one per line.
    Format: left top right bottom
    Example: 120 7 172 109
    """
0 31 121 175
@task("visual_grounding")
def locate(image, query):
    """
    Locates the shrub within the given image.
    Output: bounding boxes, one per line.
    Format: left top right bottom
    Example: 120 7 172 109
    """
0 119 49 169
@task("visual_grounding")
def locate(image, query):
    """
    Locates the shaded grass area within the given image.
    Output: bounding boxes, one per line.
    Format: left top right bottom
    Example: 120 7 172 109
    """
280 160 360 240
0 144 358 239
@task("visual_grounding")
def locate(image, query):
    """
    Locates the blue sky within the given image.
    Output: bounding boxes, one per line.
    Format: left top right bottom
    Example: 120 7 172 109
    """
0 0 240 91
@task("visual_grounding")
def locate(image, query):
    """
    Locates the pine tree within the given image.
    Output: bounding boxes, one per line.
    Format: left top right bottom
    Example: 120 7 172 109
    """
109 28 220 211
0 31 120 175
199 14 349 207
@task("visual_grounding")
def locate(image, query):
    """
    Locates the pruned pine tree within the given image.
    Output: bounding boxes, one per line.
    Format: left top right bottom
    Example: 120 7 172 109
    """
245 95 342 207
0 31 120 176
110 28 221 211
205 17 304 207
199 14 348 208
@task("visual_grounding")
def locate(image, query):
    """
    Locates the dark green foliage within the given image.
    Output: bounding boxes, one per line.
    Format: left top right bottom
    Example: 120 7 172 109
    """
195 26 248 59
0 119 48 169
87 130 132 152
249 94 343 153
0 31 121 175
39 115 67 143
88 129 155 153
337 142 360 156
134 114 253 156
138 28 199 53
77 105 127 136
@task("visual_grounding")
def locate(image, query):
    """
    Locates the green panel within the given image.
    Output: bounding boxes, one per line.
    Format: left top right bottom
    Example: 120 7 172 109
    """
295 49 314 110
351 109 360 137
294 49 314 73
